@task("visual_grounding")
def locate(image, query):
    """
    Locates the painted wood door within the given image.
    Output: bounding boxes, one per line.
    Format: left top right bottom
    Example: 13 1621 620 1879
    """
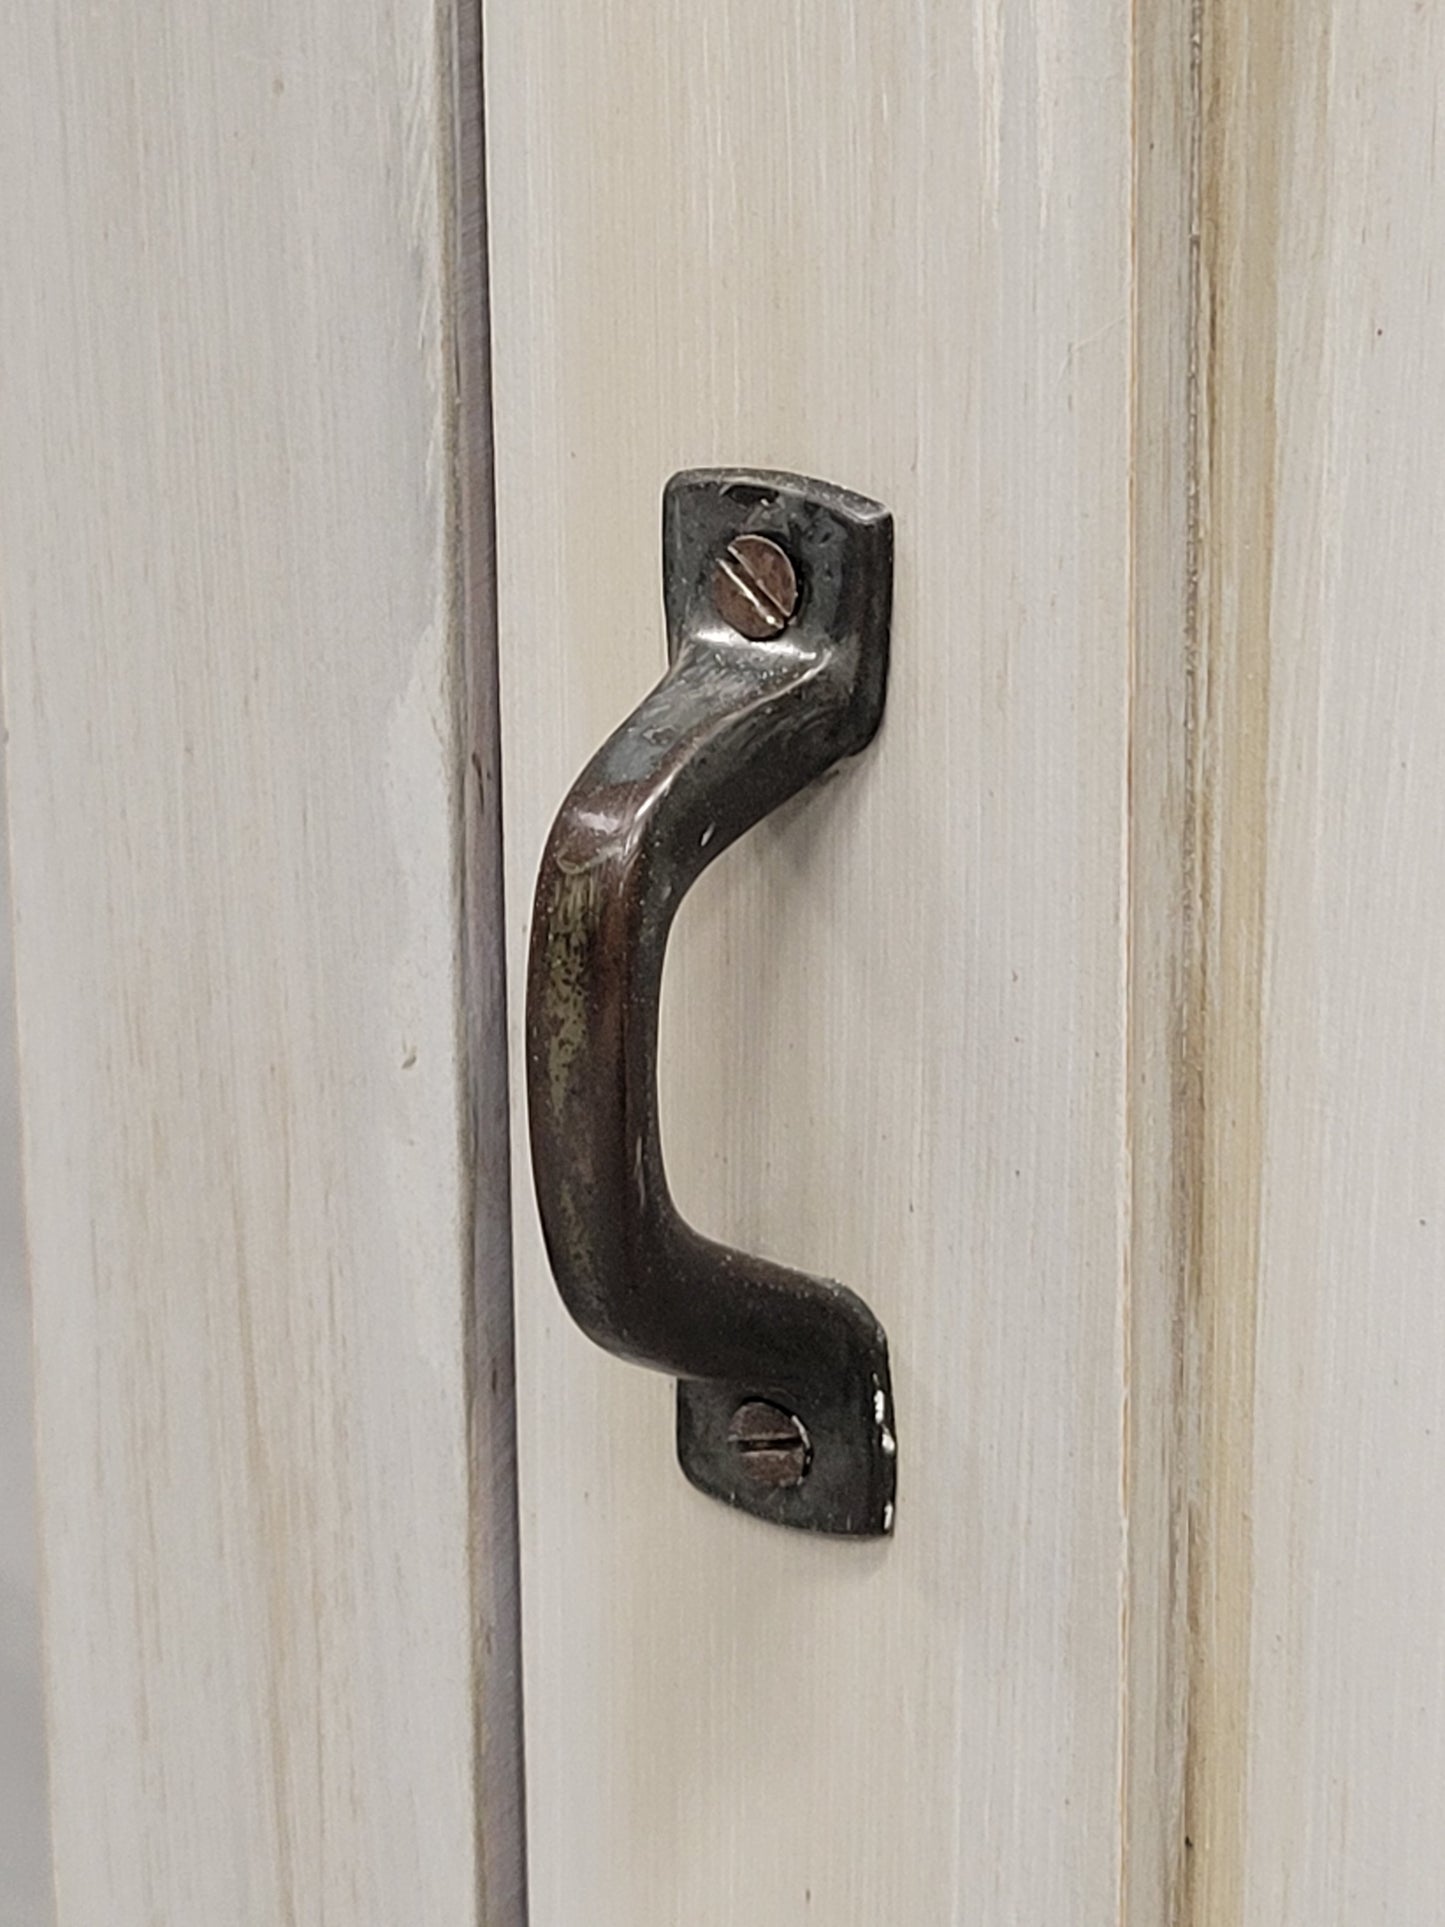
1183 2 1445 1916
0 0 521 1919
483 0 1187 1920
7 0 1445 1920
485 0 1445 1920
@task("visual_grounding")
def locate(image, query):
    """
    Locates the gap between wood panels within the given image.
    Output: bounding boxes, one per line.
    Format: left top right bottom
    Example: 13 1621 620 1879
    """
448 0 528 1917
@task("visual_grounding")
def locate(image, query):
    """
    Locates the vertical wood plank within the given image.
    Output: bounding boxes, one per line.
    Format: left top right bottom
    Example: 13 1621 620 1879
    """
1190 0 1445 1917
485 0 1194 1918
0 0 515 1918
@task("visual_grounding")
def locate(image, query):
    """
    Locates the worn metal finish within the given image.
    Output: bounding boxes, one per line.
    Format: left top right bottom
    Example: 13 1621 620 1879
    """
526 468 896 1536
709 531 800 640
727 1399 812 1490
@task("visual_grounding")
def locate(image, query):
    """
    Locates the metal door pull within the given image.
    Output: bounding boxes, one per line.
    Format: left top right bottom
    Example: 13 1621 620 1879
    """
526 469 896 1536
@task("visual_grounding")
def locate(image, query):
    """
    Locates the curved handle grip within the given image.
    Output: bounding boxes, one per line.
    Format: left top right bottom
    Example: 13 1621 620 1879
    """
526 469 896 1535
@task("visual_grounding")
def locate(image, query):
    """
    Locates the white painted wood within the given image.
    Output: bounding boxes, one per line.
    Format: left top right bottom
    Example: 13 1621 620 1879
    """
1126 3 1198 1919
1189 1 1445 1918
0 1 520 1920
26 0 1441 1911
0 735 53 1926
485 1 1190 1919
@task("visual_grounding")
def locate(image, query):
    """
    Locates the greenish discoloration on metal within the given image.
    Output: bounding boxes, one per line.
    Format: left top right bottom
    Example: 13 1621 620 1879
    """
538 866 600 1121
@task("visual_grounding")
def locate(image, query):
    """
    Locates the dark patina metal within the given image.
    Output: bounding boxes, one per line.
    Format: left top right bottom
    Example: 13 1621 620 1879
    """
525 468 897 1536
708 531 800 639
727 1399 812 1490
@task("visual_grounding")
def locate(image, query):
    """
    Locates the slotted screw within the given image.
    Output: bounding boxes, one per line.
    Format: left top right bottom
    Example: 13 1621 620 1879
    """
709 534 799 640
727 1398 811 1489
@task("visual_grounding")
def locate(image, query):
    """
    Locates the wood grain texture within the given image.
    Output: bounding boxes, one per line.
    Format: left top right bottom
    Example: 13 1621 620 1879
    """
1127 0 1198 1919
1189 0 1445 1918
0 0 518 1919
484 0 1190 1918
0 730 53 1925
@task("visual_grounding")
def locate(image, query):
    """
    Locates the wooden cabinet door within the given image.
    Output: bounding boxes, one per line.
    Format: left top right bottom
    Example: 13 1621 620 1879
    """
1184 3 1445 1917
8 0 1445 1920
483 1 1183 1920
0 1 520 1919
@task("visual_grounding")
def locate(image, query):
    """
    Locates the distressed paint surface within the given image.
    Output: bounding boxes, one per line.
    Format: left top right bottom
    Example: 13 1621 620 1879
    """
4 0 1433 1911
1185 0 1284 1910
1188 0 1445 1918
0 0 513 1919
1125 0 1199 1917
485 0 1187 1918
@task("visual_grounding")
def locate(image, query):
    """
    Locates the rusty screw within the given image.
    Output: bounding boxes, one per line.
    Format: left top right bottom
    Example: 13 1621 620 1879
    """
709 533 799 640
727 1398 811 1489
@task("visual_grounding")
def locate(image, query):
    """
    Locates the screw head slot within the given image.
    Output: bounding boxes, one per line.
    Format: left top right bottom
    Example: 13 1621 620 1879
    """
709 534 799 640
726 1398 812 1488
